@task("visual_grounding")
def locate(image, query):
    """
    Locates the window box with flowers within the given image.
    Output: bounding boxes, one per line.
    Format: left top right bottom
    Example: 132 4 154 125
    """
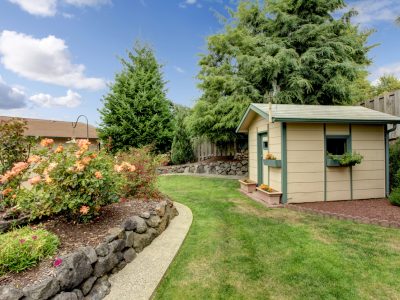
256 184 282 205
263 153 281 168
238 179 257 193
326 152 363 167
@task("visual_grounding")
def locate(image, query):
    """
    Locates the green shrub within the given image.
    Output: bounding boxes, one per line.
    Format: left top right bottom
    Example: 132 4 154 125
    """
389 139 400 191
389 187 400 206
6 139 122 223
0 226 59 275
171 107 195 165
117 146 168 199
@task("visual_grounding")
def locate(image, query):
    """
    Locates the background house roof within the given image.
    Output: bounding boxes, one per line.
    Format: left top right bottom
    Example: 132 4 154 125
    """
237 104 400 133
0 116 98 139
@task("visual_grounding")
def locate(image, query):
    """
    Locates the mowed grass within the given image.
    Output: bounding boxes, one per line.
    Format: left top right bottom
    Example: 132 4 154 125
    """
155 176 400 300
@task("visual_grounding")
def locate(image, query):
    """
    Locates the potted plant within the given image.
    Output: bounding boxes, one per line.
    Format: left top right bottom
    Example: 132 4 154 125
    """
326 152 363 167
256 184 282 205
238 178 257 193
263 153 281 168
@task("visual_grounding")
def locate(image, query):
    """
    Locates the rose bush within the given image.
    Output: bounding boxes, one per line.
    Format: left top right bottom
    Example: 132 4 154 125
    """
117 146 168 199
1 139 125 222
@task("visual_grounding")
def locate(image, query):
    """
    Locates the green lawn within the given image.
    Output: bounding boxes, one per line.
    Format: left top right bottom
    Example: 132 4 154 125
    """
155 176 400 300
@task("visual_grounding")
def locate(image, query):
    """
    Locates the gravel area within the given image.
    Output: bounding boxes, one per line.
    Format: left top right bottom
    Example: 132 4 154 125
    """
0 199 161 289
295 199 400 222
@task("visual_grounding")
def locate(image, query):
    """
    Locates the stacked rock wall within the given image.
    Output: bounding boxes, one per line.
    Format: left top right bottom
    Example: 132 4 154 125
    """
158 160 248 177
0 201 178 300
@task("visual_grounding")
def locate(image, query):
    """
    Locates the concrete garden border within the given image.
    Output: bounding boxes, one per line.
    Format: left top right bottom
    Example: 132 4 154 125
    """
0 201 178 300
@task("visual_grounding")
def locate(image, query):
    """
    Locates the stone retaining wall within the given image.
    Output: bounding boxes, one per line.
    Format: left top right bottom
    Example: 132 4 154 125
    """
158 160 248 177
0 201 178 300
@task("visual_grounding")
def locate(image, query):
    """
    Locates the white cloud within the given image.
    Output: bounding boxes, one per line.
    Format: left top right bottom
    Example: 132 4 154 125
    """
0 31 106 91
63 0 111 7
186 0 197 4
179 0 200 8
370 62 400 85
174 66 185 73
0 76 27 109
8 0 57 17
8 0 110 17
346 0 400 25
29 89 81 108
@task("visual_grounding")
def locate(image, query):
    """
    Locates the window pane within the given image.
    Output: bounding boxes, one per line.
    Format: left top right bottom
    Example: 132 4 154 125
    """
326 138 347 155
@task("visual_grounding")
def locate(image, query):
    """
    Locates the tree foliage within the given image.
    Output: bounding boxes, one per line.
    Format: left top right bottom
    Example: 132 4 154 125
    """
0 119 31 174
189 0 373 142
98 43 174 153
373 75 400 97
171 106 195 165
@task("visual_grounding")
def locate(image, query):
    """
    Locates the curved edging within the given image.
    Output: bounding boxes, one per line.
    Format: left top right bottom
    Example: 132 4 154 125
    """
105 202 193 300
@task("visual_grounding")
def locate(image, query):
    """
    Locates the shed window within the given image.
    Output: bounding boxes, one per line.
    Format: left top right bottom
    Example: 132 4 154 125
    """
326 136 349 155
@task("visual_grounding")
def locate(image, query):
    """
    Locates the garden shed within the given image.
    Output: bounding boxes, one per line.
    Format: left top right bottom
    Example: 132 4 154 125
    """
236 104 400 204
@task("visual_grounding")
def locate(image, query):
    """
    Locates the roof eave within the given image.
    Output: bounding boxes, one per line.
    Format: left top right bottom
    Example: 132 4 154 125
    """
273 117 400 124
236 104 269 133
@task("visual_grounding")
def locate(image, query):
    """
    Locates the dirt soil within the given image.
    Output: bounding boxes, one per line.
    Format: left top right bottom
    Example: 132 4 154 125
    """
0 199 161 289
295 199 400 222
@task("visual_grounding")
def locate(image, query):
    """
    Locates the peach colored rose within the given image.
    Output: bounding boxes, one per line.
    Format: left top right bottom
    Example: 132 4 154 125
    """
29 175 41 185
54 145 64 153
40 138 54 147
1 188 13 196
95 171 103 179
27 155 41 164
79 205 90 215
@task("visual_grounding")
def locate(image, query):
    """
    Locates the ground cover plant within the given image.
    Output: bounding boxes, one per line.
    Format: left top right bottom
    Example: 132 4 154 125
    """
0 226 59 275
155 176 400 299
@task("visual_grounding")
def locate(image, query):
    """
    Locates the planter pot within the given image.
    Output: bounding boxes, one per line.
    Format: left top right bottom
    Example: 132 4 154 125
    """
256 187 282 205
326 158 342 167
238 180 257 193
263 159 282 168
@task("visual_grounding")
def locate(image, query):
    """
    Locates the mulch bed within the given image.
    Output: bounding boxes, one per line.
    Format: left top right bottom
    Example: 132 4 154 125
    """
0 199 161 289
289 199 400 228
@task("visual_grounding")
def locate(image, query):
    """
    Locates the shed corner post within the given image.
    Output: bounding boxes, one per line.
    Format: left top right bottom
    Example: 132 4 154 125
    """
385 125 390 198
281 122 288 204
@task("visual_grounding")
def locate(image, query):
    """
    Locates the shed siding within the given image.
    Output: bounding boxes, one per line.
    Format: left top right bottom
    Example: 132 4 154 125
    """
326 124 351 201
268 122 281 190
287 123 324 203
352 125 385 199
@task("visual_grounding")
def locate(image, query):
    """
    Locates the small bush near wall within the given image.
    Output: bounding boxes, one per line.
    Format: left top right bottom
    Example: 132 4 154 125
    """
0 226 59 275
389 187 400 206
117 146 168 199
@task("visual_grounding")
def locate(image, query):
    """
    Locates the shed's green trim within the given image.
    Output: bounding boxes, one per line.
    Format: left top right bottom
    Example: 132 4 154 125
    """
272 117 400 125
385 126 389 197
257 131 268 185
324 124 327 202
281 123 288 204
349 124 353 201
264 160 282 168
236 104 269 133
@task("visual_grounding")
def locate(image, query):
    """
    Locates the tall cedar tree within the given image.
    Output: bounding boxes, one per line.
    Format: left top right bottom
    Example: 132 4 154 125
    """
171 106 195 165
99 44 174 153
188 0 373 142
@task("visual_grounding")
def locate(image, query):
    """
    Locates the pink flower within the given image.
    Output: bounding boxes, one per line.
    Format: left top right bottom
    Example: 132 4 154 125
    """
32 235 38 240
19 239 26 244
53 258 63 268
29 175 42 185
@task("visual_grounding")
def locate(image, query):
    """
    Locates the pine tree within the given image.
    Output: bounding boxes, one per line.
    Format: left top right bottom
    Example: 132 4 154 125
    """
188 0 373 142
98 43 174 153
170 106 195 165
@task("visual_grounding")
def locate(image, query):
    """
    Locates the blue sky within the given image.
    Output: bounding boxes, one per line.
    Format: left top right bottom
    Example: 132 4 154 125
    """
0 0 399 126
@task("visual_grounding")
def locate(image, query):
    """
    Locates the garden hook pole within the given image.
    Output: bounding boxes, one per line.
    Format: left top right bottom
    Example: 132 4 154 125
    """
72 115 89 140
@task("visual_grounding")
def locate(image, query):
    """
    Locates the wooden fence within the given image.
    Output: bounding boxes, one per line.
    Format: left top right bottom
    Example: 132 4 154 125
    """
360 89 400 140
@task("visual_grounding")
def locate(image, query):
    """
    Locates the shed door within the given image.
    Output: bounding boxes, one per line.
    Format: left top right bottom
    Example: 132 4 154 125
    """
257 132 268 185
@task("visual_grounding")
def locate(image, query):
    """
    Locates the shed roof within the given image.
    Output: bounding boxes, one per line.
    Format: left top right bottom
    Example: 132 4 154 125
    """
237 104 400 133
0 116 98 139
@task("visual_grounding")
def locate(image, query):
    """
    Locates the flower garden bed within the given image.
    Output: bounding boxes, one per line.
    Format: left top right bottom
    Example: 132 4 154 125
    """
0 199 178 300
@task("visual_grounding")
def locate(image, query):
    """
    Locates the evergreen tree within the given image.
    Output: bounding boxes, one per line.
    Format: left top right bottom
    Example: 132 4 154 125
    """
98 43 174 153
189 0 373 142
373 75 400 96
171 106 195 165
